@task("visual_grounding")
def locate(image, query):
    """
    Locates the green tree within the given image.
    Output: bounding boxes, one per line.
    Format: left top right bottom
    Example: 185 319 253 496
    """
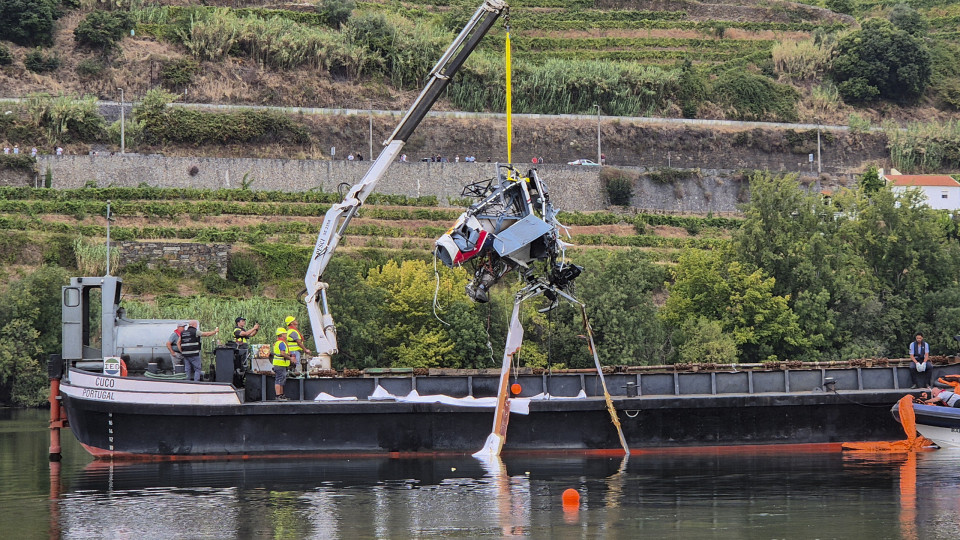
364 259 477 368
661 249 808 363
859 166 884 193
831 19 931 103
0 0 58 47
677 317 737 364
0 267 69 406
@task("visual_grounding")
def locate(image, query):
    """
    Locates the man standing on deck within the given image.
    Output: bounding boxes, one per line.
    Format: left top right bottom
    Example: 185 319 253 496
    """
909 332 931 388
285 316 311 375
234 317 260 344
272 327 293 401
180 320 219 381
166 322 186 371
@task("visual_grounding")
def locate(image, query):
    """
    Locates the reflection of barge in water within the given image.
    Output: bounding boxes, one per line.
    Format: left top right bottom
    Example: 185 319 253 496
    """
51 274 939 459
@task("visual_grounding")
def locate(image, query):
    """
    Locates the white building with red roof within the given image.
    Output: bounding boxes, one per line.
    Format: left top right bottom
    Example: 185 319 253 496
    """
883 170 960 210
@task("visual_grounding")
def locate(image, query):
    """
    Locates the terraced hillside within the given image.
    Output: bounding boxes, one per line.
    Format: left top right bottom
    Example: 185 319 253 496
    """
0 0 958 126
0 185 735 290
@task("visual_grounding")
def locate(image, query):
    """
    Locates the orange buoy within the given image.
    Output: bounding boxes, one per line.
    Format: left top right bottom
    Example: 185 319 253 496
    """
561 488 580 506
511 383 522 395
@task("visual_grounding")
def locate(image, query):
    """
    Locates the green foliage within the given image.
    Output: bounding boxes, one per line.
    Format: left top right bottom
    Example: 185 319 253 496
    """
24 93 106 144
0 154 36 172
0 267 69 406
24 48 60 73
831 19 931 103
772 35 837 82
711 70 799 122
848 113 872 133
826 0 855 15
0 44 13 66
74 10 135 51
315 0 354 29
226 251 264 287
135 87 309 146
74 235 118 276
886 120 960 172
889 3 928 35
676 317 737 364
0 0 58 47
603 171 634 206
159 57 199 88
661 249 809 363
676 60 706 118
75 57 106 78
859 166 884 193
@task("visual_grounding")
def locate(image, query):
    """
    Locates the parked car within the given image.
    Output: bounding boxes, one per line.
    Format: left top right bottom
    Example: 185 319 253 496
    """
567 159 600 166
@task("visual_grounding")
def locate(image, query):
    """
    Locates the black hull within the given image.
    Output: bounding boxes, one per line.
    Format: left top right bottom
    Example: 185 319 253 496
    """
61 390 909 458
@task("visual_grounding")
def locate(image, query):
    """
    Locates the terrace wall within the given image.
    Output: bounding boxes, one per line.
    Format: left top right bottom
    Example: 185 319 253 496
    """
37 155 849 213
118 241 230 276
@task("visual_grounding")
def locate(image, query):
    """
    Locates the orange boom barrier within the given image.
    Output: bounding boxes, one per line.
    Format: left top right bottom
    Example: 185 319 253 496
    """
842 395 935 452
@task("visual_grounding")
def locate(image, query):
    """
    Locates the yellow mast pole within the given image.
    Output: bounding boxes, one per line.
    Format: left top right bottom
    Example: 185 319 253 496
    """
505 27 512 165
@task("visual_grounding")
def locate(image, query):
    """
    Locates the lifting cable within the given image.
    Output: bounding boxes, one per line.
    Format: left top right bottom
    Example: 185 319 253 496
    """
505 21 513 166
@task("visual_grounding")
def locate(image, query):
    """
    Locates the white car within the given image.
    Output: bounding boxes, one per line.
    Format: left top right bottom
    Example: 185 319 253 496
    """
567 159 600 166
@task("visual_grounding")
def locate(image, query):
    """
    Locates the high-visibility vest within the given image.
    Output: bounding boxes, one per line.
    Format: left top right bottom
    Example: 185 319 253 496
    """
286 328 302 352
234 327 247 344
272 340 289 367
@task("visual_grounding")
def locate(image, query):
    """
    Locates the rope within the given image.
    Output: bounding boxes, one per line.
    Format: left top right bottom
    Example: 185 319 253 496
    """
144 371 186 380
830 388 905 408
431 256 449 326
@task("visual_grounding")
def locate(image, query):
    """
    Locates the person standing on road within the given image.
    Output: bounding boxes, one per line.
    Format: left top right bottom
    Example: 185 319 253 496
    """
166 322 186 371
179 320 219 381
272 327 293 401
909 332 931 388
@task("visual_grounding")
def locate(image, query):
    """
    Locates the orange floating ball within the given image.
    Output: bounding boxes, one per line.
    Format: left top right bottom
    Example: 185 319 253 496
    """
511 383 522 395
561 488 580 506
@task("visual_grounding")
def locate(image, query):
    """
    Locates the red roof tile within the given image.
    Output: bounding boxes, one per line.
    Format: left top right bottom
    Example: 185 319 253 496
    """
887 175 960 187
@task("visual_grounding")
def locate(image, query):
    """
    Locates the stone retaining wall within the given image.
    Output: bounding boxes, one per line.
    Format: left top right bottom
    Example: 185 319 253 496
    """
119 241 229 276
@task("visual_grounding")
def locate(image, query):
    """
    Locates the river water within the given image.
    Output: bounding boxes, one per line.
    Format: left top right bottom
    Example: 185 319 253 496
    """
4 407 960 539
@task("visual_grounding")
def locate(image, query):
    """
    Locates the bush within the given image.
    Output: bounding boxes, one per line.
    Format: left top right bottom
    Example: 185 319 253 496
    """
0 44 12 66
227 251 263 287
711 70 799 122
889 4 928 36
159 57 199 88
74 10 135 51
0 0 58 47
605 174 634 206
24 93 106 143
202 271 231 294
315 0 354 29
24 48 60 73
75 57 105 78
831 19 931 103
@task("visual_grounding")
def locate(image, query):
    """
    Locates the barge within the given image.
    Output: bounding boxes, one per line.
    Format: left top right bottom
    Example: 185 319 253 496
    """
49 274 943 459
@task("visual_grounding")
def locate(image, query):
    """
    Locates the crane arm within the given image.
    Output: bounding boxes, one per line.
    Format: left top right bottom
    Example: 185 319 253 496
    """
305 0 508 357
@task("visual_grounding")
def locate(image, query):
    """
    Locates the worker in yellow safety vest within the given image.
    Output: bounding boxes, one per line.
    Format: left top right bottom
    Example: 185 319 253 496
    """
272 327 293 401
284 316 311 374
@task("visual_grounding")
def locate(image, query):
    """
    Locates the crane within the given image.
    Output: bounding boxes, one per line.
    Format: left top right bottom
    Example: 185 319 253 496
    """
304 0 509 362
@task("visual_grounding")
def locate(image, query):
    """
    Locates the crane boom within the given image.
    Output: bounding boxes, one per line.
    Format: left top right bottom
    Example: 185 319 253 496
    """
305 0 508 358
